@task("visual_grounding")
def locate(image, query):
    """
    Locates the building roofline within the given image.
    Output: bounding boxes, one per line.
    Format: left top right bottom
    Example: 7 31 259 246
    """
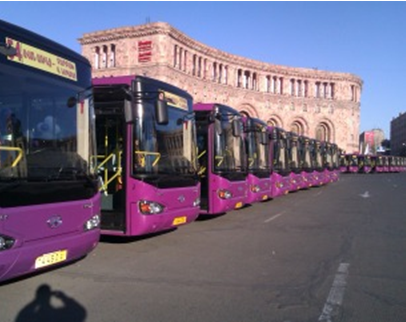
79 21 363 85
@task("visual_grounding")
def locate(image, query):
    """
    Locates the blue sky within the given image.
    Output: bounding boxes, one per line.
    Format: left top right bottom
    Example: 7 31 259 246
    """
1 2 405 138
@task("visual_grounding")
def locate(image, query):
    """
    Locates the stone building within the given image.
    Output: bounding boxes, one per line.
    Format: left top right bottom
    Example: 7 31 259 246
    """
390 113 406 156
79 21 363 152
359 129 385 155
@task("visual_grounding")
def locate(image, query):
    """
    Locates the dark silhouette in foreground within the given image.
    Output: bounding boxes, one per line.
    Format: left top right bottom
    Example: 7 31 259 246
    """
15 284 87 322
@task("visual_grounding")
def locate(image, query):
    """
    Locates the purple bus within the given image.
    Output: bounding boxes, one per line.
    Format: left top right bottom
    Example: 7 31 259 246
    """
358 155 372 173
322 142 339 182
0 20 100 283
194 103 248 215
269 127 291 197
392 156 402 173
345 153 359 173
339 153 348 173
287 132 308 191
330 143 341 181
310 139 328 186
388 156 396 173
371 155 383 173
401 157 406 172
299 136 319 187
93 76 201 236
243 116 272 203
383 156 390 172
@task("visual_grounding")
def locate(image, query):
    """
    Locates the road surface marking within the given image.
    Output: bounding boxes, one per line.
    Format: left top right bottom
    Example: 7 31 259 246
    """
359 191 370 198
318 262 350 322
264 212 285 223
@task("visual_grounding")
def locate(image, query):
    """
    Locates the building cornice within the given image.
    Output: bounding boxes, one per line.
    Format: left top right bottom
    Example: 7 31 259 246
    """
79 21 363 86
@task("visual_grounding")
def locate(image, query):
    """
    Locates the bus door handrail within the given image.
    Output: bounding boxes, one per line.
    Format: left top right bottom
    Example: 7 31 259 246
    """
248 152 257 167
97 152 122 192
0 146 23 167
215 149 232 167
197 150 207 176
134 150 161 167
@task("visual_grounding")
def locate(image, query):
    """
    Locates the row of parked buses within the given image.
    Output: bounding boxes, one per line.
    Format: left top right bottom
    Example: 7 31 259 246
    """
92 75 342 238
340 153 406 174
0 20 364 283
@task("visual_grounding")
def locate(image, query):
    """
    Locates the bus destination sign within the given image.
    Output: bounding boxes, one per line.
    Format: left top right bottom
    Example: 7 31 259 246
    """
6 37 77 81
160 90 188 111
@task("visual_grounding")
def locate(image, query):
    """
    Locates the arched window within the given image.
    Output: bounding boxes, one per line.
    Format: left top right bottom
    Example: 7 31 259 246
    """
315 122 331 142
267 118 279 128
290 121 304 135
240 110 250 118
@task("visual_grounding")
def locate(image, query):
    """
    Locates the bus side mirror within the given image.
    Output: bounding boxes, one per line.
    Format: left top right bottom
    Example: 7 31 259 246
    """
214 118 222 135
67 97 77 108
0 43 17 57
232 119 241 137
124 98 135 123
155 99 169 125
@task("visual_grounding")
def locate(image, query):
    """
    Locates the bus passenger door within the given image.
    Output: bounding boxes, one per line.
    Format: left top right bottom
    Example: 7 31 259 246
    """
197 129 209 211
96 114 126 231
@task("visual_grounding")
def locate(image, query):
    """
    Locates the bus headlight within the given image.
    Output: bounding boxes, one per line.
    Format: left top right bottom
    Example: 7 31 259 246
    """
275 182 284 188
250 185 260 193
0 235 15 251
84 214 101 231
139 200 165 215
193 197 201 207
218 189 232 199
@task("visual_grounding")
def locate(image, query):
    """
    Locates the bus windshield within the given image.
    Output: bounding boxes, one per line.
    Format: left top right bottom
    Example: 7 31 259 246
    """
313 141 323 170
133 99 198 176
300 138 314 171
349 154 358 166
340 155 347 167
0 65 96 186
288 133 300 171
273 129 290 173
246 119 270 172
213 108 246 173
323 144 334 170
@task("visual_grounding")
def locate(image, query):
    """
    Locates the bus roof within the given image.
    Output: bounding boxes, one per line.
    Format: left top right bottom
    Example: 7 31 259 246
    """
0 19 90 65
92 75 135 86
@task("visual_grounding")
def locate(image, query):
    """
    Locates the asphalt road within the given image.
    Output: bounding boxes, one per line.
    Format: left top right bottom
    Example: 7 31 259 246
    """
1 173 406 322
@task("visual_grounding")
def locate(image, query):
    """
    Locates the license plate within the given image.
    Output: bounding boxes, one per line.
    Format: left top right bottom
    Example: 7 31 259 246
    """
172 216 187 226
262 195 269 201
235 202 243 209
35 250 67 269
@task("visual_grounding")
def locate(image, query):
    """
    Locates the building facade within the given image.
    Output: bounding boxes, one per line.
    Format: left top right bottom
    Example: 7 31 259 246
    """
359 129 385 155
390 113 406 156
79 22 363 152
